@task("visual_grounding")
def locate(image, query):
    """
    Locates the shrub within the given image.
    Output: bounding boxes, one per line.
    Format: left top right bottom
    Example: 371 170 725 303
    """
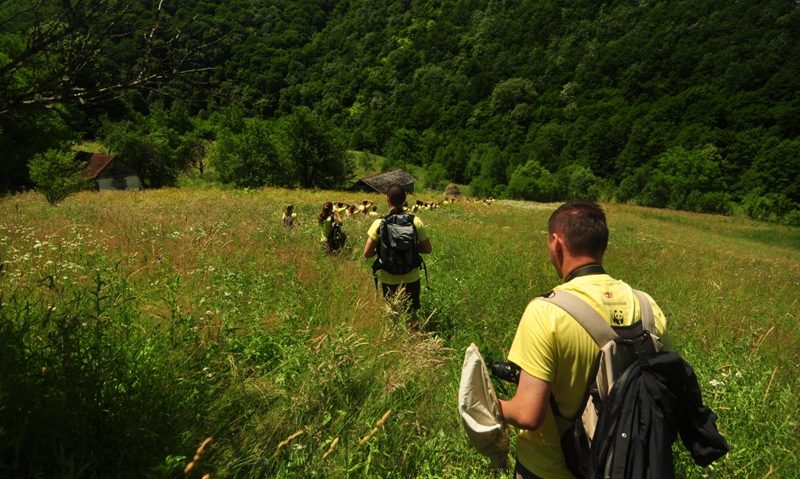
506 160 555 201
638 170 671 208
211 119 288 188
616 171 645 203
685 191 732 215
741 191 797 223
555 164 603 201
739 139 799 207
28 149 92 204
781 209 800 226
0 266 197 475
468 175 504 198
618 146 734 213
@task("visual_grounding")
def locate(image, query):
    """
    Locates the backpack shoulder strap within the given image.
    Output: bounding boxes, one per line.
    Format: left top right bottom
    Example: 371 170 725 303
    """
407 213 418 238
376 216 388 243
539 291 617 347
633 289 655 333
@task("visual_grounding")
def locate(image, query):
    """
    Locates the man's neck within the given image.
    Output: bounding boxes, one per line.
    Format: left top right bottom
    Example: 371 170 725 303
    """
560 254 603 281
564 263 606 282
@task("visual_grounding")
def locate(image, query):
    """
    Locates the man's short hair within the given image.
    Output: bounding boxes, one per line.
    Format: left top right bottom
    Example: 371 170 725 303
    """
387 184 406 208
548 201 608 258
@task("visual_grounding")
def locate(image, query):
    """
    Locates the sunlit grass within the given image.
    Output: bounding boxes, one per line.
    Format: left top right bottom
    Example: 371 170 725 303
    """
0 188 797 477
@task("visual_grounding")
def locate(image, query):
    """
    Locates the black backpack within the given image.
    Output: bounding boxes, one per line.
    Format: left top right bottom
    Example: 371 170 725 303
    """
327 220 347 252
375 213 420 275
541 291 728 479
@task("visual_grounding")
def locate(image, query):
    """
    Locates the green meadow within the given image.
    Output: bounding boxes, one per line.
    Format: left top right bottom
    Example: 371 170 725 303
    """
1 188 797 478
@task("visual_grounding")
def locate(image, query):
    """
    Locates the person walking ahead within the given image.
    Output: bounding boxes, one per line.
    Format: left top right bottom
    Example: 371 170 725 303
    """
498 201 667 479
363 184 432 324
282 204 296 228
319 201 345 252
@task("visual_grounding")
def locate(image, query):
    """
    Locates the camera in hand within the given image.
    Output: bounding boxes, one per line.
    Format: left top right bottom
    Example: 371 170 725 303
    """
491 361 521 384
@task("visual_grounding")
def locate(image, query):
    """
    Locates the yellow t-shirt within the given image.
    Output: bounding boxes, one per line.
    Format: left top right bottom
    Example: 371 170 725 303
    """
508 274 667 479
282 212 297 226
367 214 429 285
334 204 348 216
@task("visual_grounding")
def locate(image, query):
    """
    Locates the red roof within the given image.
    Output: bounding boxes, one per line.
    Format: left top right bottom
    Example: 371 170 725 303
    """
83 153 116 179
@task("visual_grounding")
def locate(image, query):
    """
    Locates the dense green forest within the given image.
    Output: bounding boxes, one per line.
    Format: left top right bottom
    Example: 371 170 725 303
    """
2 0 799 223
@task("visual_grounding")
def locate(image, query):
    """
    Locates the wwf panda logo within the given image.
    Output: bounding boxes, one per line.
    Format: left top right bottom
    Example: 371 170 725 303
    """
612 310 624 325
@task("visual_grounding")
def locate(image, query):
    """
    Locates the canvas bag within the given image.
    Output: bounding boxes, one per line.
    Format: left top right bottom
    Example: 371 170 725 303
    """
458 343 509 468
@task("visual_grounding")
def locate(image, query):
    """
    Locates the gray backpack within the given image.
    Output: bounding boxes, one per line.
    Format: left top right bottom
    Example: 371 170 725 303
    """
541 290 663 478
370 213 428 289
376 213 420 275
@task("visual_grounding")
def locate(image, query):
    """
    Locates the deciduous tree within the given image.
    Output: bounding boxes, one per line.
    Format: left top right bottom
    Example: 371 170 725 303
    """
210 118 287 188
283 107 351 189
28 149 92 204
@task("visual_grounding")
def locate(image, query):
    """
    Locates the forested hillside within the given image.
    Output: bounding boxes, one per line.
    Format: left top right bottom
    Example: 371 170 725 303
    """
2 0 798 223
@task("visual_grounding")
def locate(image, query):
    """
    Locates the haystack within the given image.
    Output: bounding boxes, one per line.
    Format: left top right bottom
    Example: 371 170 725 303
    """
444 184 462 199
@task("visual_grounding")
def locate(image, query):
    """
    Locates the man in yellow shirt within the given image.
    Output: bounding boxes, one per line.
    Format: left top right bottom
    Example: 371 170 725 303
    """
498 201 667 479
363 184 432 323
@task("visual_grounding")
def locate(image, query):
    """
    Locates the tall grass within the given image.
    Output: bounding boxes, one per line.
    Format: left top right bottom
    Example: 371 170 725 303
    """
0 188 797 477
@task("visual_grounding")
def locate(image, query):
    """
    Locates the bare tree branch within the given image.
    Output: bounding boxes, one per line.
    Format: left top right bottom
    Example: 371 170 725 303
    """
0 1 41 31
0 0 216 115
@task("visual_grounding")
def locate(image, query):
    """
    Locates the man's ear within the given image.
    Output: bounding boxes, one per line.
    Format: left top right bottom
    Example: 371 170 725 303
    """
550 232 562 249
551 232 566 260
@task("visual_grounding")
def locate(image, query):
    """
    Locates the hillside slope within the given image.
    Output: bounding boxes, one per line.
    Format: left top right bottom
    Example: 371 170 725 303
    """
0 188 797 476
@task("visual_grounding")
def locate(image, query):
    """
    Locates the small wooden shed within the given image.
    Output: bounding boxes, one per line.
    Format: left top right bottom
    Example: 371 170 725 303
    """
352 168 415 193
78 152 141 190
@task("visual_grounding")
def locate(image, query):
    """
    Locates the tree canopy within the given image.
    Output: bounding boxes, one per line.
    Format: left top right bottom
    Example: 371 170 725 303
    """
2 0 799 223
